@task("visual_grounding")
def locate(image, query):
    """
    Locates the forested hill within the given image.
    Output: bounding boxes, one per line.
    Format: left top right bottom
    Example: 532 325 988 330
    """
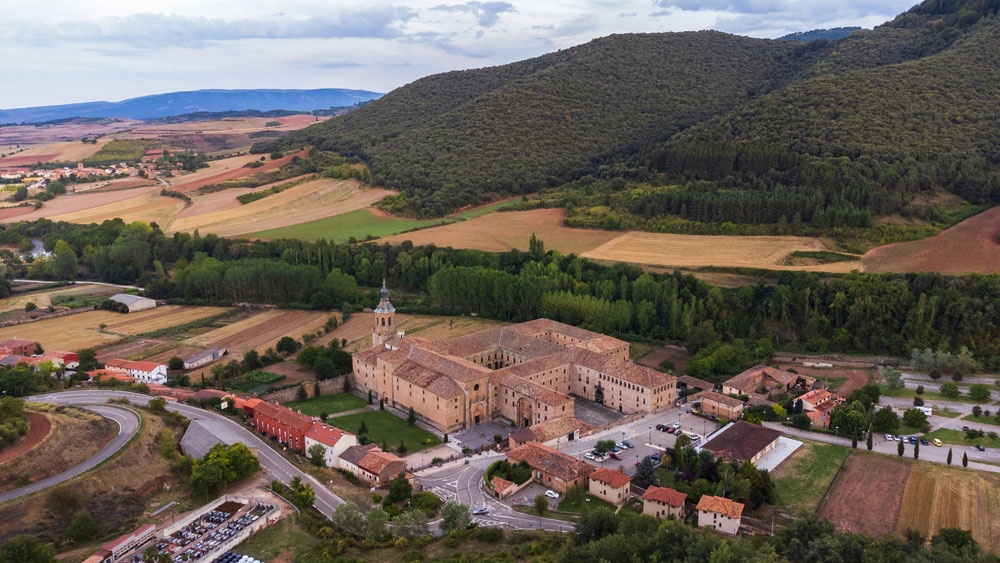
259 0 1000 221
263 32 811 216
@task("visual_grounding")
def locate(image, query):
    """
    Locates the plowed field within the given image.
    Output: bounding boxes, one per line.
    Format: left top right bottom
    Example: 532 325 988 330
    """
897 463 1000 553
864 206 1000 273
98 305 227 335
820 454 910 536
186 310 329 356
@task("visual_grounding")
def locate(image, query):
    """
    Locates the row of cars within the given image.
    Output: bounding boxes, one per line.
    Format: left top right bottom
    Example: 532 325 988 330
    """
583 439 636 461
885 434 936 446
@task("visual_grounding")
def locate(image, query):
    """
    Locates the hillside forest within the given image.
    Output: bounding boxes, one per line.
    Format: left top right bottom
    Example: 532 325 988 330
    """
258 0 1000 248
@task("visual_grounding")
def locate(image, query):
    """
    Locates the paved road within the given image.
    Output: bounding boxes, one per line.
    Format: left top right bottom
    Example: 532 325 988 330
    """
26 390 345 518
0 404 140 503
417 456 574 532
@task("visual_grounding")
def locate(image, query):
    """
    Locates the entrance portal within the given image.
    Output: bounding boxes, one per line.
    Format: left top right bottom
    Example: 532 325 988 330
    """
594 384 605 405
516 397 533 427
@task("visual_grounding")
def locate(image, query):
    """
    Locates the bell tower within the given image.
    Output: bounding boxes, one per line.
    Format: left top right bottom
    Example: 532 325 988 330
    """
372 279 395 347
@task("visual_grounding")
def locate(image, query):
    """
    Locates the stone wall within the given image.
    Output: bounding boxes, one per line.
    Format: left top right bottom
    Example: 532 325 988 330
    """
261 376 347 402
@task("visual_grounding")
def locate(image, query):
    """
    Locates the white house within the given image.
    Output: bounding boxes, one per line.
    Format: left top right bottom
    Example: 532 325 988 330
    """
696 495 744 536
104 359 168 384
303 422 358 467
183 346 226 370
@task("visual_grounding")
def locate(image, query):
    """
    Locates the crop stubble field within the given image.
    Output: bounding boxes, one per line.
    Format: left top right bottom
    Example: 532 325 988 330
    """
819 454 911 536
186 310 330 356
0 284 118 312
897 463 1000 552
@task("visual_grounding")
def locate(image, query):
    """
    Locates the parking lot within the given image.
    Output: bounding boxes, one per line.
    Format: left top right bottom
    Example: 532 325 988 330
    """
141 501 277 562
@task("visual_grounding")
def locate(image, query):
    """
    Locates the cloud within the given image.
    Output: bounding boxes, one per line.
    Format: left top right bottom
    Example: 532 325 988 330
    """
7 7 419 48
431 2 516 27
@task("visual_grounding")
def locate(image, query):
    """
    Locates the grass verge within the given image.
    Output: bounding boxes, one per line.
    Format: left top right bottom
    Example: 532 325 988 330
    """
235 515 320 561
924 428 1000 448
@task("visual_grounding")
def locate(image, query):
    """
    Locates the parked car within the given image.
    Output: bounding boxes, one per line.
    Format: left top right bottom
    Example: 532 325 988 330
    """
932 439 943 447
920 438 929 446
671 422 682 429
616 442 629 450
650 453 662 462
611 446 621 453
977 444 987 452
962 426 970 431
885 434 894 441
908 436 917 444
610 452 623 460
687 433 702 444
655 424 667 431
895 435 904 442
584 452 596 460
545 490 560 499
472 507 489 515
622 440 634 448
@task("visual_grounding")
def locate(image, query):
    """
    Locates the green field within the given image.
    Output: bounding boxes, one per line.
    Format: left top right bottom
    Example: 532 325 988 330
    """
236 516 320 561
558 493 617 514
925 427 1000 448
330 410 440 454
283 393 368 416
880 385 991 405
251 209 447 242
770 441 849 514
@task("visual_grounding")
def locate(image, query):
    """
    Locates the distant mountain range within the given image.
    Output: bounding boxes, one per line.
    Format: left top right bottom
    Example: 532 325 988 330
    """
0 89 383 124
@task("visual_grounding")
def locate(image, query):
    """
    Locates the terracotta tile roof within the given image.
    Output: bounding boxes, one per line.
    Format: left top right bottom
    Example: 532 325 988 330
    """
404 345 493 383
306 422 352 447
799 389 834 406
696 495 744 519
677 375 715 391
511 417 593 443
392 362 464 398
253 401 315 431
0 338 36 348
491 476 514 493
340 444 378 466
699 391 745 409
723 365 813 393
193 389 229 400
359 450 405 476
244 398 263 410
643 485 687 507
583 350 676 389
507 441 592 482
589 468 632 489
489 371 574 406
701 421 782 462
105 359 163 372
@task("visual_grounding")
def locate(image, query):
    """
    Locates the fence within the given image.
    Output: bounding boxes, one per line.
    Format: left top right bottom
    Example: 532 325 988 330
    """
814 451 852 515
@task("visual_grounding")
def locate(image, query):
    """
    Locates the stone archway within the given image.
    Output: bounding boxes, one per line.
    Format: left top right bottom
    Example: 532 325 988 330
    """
472 402 486 425
594 384 605 406
516 397 533 427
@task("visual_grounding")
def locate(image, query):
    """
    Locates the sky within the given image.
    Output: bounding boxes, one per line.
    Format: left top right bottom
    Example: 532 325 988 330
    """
0 0 917 109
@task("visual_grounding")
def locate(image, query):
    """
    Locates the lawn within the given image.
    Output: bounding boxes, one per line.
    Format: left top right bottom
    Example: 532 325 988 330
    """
558 493 617 513
251 209 447 241
283 393 369 416
814 376 849 392
963 413 1000 425
769 441 850 514
880 385 990 405
330 410 440 454
924 427 1000 448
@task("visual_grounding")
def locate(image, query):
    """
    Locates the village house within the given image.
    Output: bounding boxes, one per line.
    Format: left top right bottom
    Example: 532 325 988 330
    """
337 444 406 486
700 421 783 466
507 417 593 448
506 441 593 494
104 359 168 384
247 400 315 453
353 283 677 433
642 485 687 520
0 338 38 356
798 388 835 412
696 495 744 535
304 422 358 467
587 467 632 505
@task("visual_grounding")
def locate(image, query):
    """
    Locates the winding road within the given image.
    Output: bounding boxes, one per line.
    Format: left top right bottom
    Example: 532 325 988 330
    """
0 404 140 503
17 390 345 519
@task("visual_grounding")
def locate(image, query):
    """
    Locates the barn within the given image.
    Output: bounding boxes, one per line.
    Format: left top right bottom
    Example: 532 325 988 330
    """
109 293 157 313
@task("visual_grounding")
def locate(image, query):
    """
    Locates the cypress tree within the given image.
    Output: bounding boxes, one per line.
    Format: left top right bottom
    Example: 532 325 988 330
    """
947 448 953 465
913 439 919 460
866 432 873 451
962 452 968 467
897 441 904 457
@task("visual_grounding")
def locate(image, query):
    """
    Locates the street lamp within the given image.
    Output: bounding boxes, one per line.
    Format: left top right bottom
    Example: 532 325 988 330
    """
648 426 652 443
835 426 839 439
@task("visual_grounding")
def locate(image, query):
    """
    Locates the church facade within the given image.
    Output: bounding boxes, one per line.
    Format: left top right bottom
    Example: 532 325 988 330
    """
352 283 678 433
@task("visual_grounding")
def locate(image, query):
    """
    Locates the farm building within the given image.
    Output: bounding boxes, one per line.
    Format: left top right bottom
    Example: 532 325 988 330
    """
338 444 406 486
354 283 676 433
304 423 358 467
179 419 256 460
700 421 783 466
104 359 168 384
721 365 816 401
587 467 632 505
642 486 687 520
697 391 745 420
109 293 157 313
0 338 38 356
506 441 594 495
183 346 226 369
696 495 744 535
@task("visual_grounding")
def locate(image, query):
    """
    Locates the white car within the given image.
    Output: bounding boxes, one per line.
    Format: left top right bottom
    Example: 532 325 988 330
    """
616 441 629 450
885 434 894 441
671 422 682 429
472 507 489 515
584 452 596 460
544 490 560 499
